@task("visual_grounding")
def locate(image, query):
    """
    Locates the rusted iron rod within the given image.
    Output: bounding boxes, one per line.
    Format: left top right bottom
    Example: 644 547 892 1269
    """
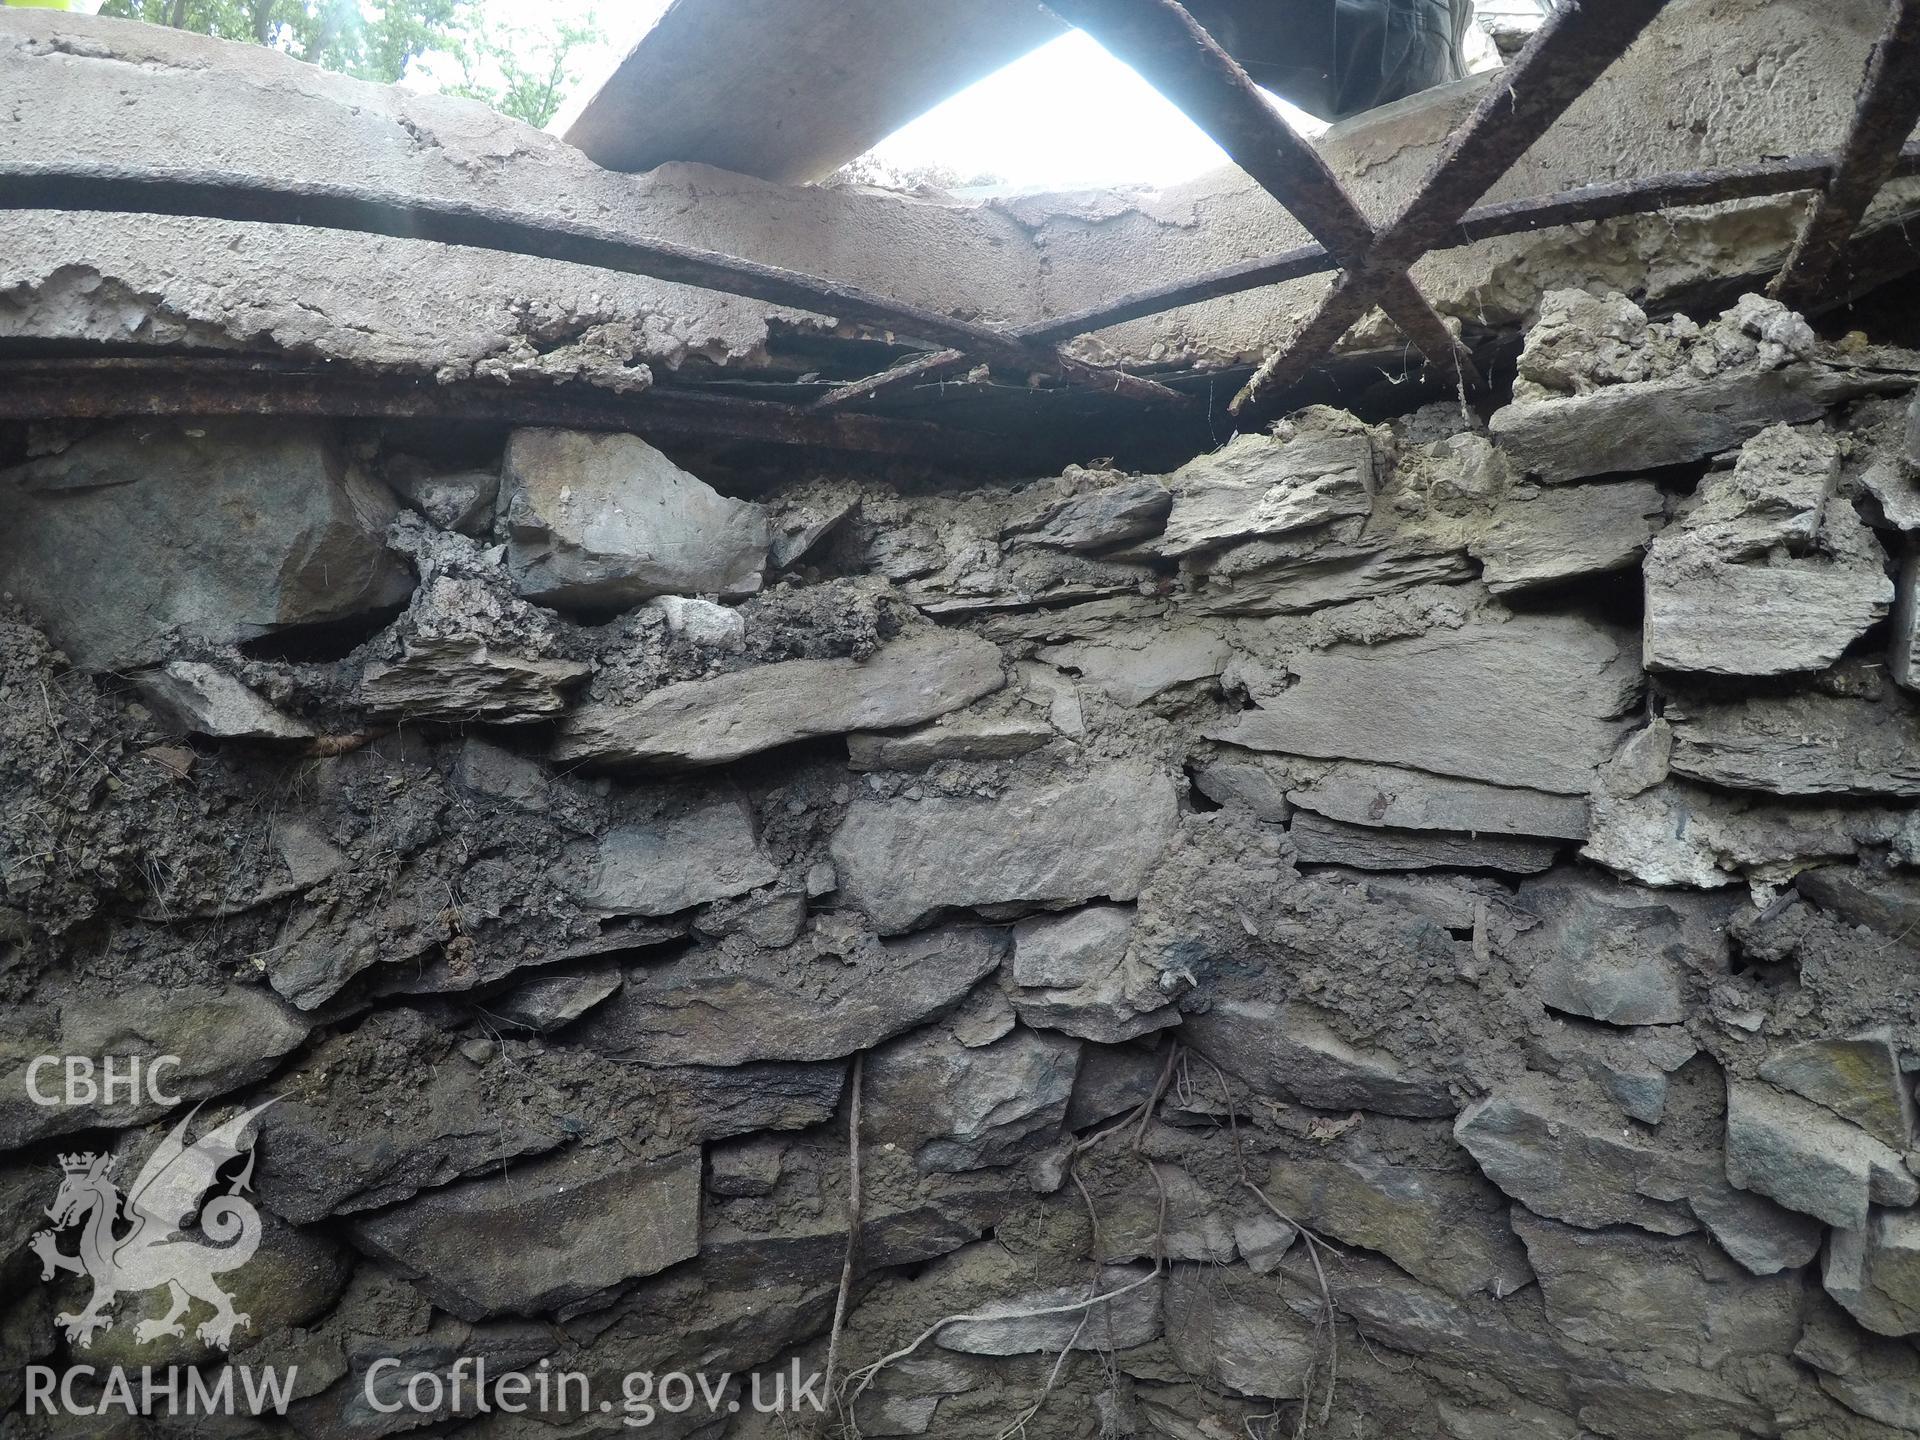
1234 0 1674 417
0 355 1002 458
1016 143 1920 346
0 162 1191 413
1770 0 1920 307
1042 0 1480 388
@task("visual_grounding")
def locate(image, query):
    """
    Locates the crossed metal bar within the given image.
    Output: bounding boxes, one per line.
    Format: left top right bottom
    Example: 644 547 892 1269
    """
1771 0 1920 308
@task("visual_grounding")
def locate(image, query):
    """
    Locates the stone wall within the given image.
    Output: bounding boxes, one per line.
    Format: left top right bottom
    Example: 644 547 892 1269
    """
3 288 1919 1439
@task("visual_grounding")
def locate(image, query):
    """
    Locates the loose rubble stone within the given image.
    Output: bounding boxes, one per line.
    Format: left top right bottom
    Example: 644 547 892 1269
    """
1163 1264 1317 1399
1177 526 1475 616
253 1010 570 1223
0 419 413 670
1260 1156 1533 1300
1797 865 1920 941
385 463 498 535
1470 480 1666 594
1454 1092 1696 1234
1825 1209 1920 1336
1685 1180 1825 1276
831 763 1178 934
1725 1080 1919 1229
1509 873 1726 1026
353 1144 700 1320
863 1024 1079 1171
1796 1301 1920 1432
1644 425 1893 676
573 926 1008 1065
555 628 1004 770
1207 612 1641 793
1099 1165 1237 1264
1192 757 1294 821
1004 475 1171 551
1037 625 1231 707
1667 691 1920 797
0 983 310 1148
133 662 316 741
1008 906 1179 1043
1186 999 1454 1117
499 428 768 607
650 594 746 650
1287 761 1589 841
934 1264 1162 1354
1154 412 1377 557
568 794 777 916
360 638 591 723
1758 1031 1914 1151
1289 813 1561 872
486 961 624 1032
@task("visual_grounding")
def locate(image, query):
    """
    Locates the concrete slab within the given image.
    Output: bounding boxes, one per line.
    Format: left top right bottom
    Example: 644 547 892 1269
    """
562 0 1064 183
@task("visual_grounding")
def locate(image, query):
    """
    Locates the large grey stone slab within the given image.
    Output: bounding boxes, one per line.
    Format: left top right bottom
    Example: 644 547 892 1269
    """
554 628 1005 770
1288 813 1560 872
1185 999 1454 1118
500 428 767 609
572 926 1008 1065
567 795 778 917
1644 426 1893 677
1726 1081 1918 1229
352 1144 700 1320
1205 612 1641 794
831 763 1178 934
0 419 411 671
1286 761 1588 840
1469 480 1666 594
1668 692 1920 798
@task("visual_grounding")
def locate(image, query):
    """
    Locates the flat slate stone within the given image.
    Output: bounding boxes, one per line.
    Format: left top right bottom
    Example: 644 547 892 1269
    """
1288 813 1561 872
1668 693 1920 798
1004 477 1172 551
1470 480 1666 595
1726 1081 1918 1230
134 662 316 741
831 763 1178 934
554 629 1005 771
1155 419 1377 558
567 795 777 917
1825 1208 1920 1337
359 639 591 724
352 1144 700 1321
571 926 1008 1066
1758 1031 1914 1152
1205 612 1641 794
1184 999 1454 1118
1286 761 1589 841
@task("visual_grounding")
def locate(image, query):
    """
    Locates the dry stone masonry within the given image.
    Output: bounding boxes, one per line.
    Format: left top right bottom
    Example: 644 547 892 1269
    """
3 288 1920 1440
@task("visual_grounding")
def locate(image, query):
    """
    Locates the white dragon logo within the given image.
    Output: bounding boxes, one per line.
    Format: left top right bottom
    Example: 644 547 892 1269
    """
28 1099 276 1351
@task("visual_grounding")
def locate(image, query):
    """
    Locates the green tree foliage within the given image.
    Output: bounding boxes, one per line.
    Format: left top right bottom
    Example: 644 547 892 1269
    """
97 0 470 84
441 7 603 128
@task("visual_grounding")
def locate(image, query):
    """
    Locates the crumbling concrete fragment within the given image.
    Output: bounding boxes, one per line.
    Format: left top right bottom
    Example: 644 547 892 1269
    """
554 628 1004 770
1643 425 1893 676
831 763 1178 934
500 428 768 608
0 419 412 671
1206 611 1641 794
1491 293 1905 482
